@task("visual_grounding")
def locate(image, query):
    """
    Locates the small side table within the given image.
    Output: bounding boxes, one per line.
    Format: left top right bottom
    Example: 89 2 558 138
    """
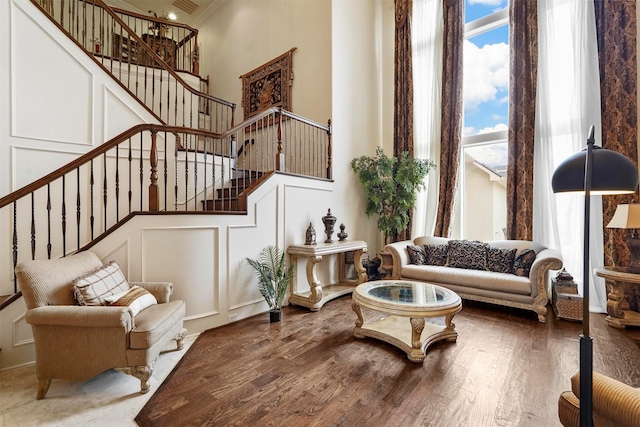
594 266 640 329
287 240 368 311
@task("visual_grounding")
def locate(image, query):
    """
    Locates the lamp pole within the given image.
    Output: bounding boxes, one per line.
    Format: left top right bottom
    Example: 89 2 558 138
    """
580 125 594 427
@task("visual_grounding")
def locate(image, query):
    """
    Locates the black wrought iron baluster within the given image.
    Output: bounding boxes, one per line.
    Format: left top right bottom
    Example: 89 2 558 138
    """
203 134 208 211
60 0 65 28
115 145 120 221
174 132 179 211
194 134 198 211
13 202 17 292
31 193 35 260
90 159 94 240
47 184 52 259
184 134 189 210
128 137 133 213
140 133 144 210
62 175 67 256
76 167 81 251
158 65 163 122
103 152 107 232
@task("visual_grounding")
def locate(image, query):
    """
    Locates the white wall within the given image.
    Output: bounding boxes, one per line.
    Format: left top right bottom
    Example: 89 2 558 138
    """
0 0 160 199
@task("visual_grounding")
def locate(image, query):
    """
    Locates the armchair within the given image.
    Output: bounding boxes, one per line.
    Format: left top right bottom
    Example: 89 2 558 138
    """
558 371 640 426
15 251 187 399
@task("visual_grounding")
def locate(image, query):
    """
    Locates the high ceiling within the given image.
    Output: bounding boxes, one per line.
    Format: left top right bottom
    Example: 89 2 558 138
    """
113 0 216 25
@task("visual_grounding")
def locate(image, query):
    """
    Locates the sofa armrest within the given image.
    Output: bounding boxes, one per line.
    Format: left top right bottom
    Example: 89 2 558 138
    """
570 371 640 427
528 248 563 300
131 281 174 303
25 305 133 330
383 240 414 279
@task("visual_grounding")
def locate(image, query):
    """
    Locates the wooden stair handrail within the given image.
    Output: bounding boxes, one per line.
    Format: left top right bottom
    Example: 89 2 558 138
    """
30 0 235 111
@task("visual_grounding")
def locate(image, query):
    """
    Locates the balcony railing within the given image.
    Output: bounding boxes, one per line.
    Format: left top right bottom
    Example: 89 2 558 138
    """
31 0 235 132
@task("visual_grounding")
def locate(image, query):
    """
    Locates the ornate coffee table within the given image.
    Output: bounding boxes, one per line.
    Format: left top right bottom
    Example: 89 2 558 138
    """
351 280 462 362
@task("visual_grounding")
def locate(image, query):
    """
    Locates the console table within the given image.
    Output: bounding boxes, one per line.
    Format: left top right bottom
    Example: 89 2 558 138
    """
287 240 367 311
594 266 640 329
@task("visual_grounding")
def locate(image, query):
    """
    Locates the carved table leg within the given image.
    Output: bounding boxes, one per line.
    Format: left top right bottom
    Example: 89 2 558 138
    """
410 318 425 350
606 279 626 319
306 255 323 303
353 248 368 284
352 301 364 328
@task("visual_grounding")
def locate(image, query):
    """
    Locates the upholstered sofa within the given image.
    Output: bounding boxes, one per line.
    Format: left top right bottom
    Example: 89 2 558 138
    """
383 236 563 322
16 251 187 399
558 371 640 426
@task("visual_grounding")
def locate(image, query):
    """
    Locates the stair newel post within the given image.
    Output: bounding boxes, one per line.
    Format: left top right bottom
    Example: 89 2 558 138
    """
326 119 332 180
193 33 200 75
276 108 285 172
149 130 159 211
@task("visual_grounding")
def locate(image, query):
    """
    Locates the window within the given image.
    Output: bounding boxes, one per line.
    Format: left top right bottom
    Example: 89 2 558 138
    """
459 0 509 240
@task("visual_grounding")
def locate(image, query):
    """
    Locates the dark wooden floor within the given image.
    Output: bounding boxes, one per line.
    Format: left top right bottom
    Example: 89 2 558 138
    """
136 297 640 427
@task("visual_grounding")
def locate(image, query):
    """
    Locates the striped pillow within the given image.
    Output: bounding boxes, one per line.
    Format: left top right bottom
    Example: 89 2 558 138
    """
104 285 157 316
72 260 130 306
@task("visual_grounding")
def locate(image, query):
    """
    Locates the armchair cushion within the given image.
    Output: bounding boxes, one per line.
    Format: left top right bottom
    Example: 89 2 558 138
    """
72 260 130 305
105 285 157 317
129 300 185 350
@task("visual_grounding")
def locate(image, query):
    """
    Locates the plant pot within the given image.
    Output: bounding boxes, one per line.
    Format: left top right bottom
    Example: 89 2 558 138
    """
269 309 282 323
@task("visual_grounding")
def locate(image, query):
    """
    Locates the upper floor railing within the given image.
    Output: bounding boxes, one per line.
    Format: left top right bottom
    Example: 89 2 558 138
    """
0 108 331 296
31 0 235 132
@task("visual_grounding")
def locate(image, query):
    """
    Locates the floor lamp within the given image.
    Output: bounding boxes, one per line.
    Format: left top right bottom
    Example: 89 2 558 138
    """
551 125 638 426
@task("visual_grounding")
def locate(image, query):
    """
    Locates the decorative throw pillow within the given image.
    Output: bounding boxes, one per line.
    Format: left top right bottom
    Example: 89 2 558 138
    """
72 260 131 306
407 245 427 265
104 285 157 316
446 240 488 270
486 247 517 274
424 244 449 266
512 249 537 277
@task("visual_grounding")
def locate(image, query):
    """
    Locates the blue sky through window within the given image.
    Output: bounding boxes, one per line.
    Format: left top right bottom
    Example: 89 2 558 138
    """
463 0 509 136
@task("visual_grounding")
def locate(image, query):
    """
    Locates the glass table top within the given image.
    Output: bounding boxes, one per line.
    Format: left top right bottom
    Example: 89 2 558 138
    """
357 280 460 308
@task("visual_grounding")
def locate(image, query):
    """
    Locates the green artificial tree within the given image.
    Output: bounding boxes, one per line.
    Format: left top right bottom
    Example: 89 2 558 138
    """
351 147 436 243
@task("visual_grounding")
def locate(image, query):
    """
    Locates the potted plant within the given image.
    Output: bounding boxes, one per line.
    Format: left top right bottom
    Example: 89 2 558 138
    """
246 245 294 322
351 147 435 243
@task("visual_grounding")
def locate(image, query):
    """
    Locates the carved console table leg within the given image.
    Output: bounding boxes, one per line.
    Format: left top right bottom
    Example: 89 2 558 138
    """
408 318 426 362
353 248 368 284
307 255 323 303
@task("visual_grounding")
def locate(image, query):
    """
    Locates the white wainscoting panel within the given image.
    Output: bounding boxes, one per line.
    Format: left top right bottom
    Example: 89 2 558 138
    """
141 226 219 320
228 185 278 311
11 146 80 190
103 86 148 142
12 2 93 146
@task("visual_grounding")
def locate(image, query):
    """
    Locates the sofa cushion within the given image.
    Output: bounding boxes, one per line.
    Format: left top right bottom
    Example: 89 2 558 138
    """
513 249 537 277
129 300 186 349
407 245 427 265
401 264 532 295
424 244 448 266
105 285 158 316
72 261 131 306
446 240 488 270
486 247 517 274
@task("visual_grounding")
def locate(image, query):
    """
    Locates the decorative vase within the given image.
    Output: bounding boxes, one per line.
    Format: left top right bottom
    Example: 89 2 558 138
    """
269 309 282 323
322 209 337 243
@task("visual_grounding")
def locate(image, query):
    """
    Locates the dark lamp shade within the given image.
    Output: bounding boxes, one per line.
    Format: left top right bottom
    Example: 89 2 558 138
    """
551 146 638 195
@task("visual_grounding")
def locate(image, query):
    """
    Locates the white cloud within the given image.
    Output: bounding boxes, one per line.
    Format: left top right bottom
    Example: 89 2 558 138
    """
463 40 509 113
463 126 477 136
477 123 508 134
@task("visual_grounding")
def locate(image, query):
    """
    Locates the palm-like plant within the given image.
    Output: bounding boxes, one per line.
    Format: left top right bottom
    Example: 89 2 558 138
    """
246 245 294 312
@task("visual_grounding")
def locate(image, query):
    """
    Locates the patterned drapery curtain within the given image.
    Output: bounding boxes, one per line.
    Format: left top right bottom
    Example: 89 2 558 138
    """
506 0 537 241
595 0 638 266
433 0 463 238
393 0 414 242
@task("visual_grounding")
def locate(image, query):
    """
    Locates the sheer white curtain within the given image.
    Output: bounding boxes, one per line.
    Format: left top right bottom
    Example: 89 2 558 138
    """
411 0 442 238
533 0 607 311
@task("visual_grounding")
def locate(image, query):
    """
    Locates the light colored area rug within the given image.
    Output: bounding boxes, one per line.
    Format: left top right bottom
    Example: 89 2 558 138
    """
0 335 196 427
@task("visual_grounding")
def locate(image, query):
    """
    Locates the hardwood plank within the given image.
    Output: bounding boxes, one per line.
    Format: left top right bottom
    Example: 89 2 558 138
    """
136 297 640 427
